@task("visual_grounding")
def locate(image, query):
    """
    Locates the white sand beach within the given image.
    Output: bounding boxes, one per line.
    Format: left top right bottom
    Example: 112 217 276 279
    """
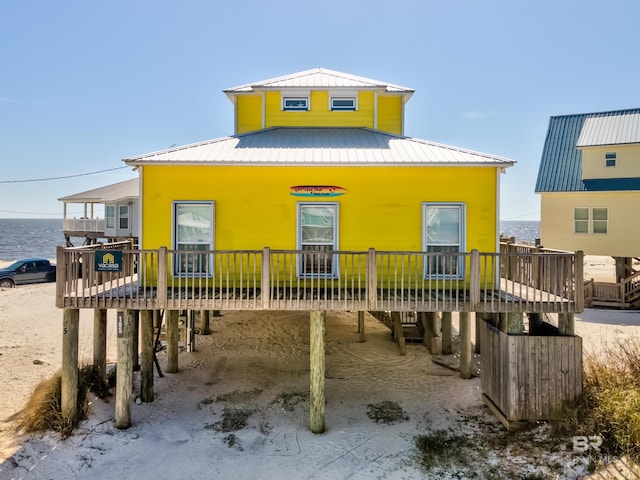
0 257 639 479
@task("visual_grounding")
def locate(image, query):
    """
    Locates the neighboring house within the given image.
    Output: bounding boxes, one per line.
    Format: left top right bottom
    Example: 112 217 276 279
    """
125 68 514 270
535 108 640 279
58 178 140 246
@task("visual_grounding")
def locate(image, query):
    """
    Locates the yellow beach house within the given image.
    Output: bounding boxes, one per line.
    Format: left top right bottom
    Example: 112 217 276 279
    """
56 69 585 432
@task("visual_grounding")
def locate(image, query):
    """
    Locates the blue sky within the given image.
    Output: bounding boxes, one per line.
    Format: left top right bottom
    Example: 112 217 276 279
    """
1 0 639 220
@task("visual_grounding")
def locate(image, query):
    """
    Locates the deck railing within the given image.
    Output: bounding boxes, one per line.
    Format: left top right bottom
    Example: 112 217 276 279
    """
63 218 106 233
56 246 583 313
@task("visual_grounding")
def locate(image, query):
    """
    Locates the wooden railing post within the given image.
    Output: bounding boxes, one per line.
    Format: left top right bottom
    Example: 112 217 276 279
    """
575 250 584 312
262 247 271 310
157 247 167 309
55 246 67 308
367 248 377 310
470 249 480 310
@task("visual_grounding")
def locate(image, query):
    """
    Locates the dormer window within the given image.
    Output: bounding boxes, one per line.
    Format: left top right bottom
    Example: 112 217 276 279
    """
605 152 616 167
283 97 309 111
330 97 357 111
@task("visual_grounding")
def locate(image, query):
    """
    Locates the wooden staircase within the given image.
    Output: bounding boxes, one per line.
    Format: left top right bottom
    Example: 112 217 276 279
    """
584 268 640 309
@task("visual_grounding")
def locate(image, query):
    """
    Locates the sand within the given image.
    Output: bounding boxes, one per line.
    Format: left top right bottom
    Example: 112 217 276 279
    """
0 257 638 479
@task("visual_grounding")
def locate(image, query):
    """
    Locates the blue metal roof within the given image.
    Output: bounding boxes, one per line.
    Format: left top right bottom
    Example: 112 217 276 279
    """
535 108 640 192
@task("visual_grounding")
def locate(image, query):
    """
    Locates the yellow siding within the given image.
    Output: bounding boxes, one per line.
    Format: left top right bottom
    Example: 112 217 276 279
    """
540 191 640 256
581 144 640 180
141 164 498 253
236 95 263 134
377 96 403 135
263 91 375 129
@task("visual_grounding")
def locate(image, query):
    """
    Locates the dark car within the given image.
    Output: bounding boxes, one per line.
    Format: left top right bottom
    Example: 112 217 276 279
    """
0 258 56 288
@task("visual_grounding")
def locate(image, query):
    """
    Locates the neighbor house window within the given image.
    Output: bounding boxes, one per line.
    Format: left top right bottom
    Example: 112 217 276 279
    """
423 203 465 278
106 205 115 229
173 202 214 276
592 208 608 234
283 97 309 111
297 203 338 277
119 205 129 230
574 208 589 233
605 152 617 167
330 97 356 111
574 207 608 234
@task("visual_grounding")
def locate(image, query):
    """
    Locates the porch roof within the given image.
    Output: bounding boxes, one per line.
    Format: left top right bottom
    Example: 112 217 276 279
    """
58 178 139 203
124 127 515 168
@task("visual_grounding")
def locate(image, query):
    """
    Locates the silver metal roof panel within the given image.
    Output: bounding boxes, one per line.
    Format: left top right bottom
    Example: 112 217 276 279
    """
58 178 139 203
577 112 640 147
124 128 514 167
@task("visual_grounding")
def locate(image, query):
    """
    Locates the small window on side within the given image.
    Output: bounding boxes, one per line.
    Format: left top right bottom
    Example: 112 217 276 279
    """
283 97 309 111
605 152 616 167
330 97 356 111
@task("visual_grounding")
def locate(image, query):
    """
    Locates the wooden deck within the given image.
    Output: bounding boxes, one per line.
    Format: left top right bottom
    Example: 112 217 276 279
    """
56 246 584 313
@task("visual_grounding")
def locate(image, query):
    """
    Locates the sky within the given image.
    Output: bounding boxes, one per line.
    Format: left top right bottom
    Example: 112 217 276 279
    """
1 0 639 221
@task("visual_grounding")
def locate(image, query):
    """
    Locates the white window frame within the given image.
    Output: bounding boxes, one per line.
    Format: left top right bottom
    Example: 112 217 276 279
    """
282 97 309 111
119 205 129 230
574 207 608 234
422 203 465 279
297 202 339 278
605 152 617 167
172 201 215 277
330 97 357 111
105 205 115 229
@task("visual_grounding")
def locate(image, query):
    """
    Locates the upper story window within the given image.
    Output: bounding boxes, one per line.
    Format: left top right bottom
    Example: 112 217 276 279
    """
283 97 309 111
119 205 130 230
330 97 356 111
106 205 115 229
605 152 617 167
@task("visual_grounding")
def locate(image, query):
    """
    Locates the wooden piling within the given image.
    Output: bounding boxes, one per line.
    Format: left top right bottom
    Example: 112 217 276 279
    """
558 313 575 336
441 312 452 354
310 310 326 434
115 310 134 429
459 312 472 379
62 308 79 424
132 310 140 371
166 310 179 373
140 310 154 403
357 311 365 342
93 308 107 382
200 310 211 335
391 312 406 355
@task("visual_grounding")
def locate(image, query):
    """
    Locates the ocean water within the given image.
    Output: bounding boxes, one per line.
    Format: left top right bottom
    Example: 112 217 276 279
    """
500 220 540 244
0 218 63 262
0 218 541 262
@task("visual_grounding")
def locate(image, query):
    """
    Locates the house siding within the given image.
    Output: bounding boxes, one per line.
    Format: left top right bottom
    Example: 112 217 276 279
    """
377 96 403 135
140 164 499 253
581 144 640 180
540 191 640 256
236 95 263 134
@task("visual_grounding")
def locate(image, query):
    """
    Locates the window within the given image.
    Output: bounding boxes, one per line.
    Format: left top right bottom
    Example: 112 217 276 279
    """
119 205 129 230
574 207 608 234
574 208 589 233
593 208 608 234
423 203 465 278
283 97 309 111
605 152 617 167
173 202 214 276
106 205 115 229
330 97 356 111
297 203 338 277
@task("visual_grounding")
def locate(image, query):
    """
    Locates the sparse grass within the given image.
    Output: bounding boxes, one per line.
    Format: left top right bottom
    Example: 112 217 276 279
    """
553 338 640 461
16 365 111 438
414 429 473 469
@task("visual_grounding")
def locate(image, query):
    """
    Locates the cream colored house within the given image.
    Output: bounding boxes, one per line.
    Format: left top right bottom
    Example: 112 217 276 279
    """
535 108 640 279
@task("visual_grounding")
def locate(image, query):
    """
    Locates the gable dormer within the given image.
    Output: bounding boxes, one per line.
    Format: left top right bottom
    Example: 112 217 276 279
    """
224 68 414 136
577 111 640 181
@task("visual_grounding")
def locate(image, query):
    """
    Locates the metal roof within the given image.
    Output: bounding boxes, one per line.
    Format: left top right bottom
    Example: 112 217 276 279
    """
124 127 514 168
535 108 640 193
224 68 414 96
58 178 139 203
577 112 640 147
